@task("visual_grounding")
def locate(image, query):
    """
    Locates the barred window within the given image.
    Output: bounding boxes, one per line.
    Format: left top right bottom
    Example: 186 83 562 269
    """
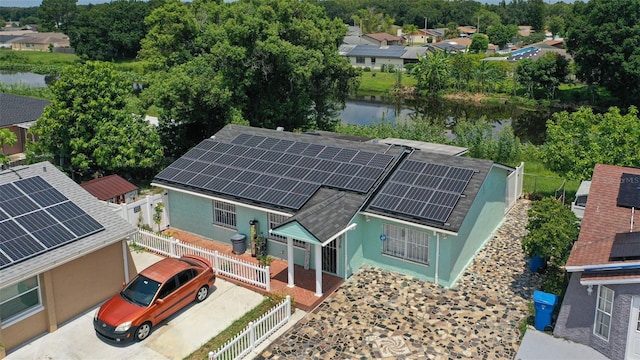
382 224 429 264
269 212 305 248
356 56 365 64
213 200 236 229
594 286 614 341
0 276 42 325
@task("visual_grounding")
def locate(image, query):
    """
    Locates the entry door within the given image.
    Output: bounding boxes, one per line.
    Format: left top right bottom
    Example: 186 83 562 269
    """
322 238 338 274
626 296 640 359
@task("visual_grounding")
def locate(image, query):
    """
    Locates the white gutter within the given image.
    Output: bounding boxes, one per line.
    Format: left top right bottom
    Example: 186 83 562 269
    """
581 278 640 286
361 211 458 236
566 261 640 272
152 183 293 217
322 223 357 247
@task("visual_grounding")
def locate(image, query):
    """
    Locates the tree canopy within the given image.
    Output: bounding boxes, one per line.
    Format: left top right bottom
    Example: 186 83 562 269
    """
543 106 640 180
567 0 640 105
38 0 77 32
29 61 164 181
141 0 359 158
515 52 569 99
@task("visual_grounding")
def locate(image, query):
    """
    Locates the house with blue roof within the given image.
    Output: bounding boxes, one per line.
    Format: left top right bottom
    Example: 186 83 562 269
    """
152 125 522 296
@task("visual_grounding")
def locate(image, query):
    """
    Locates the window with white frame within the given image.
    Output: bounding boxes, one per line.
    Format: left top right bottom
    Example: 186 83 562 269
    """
268 212 305 248
0 276 42 325
594 285 614 341
213 200 236 229
382 224 429 264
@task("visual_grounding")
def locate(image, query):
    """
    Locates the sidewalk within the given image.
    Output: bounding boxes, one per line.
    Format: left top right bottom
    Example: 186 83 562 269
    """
515 328 608 360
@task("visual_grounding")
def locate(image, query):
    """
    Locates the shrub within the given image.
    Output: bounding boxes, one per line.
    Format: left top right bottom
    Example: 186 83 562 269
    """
387 64 395 73
363 66 371 72
380 64 387 72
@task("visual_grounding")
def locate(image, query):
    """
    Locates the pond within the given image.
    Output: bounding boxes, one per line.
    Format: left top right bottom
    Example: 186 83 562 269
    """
340 94 552 145
0 71 48 87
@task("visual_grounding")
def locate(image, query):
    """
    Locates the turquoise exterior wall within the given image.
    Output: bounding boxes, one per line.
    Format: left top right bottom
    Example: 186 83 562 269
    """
443 165 509 287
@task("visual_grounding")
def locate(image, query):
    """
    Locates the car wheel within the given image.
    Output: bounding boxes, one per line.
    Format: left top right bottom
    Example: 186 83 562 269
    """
135 322 152 341
196 285 209 302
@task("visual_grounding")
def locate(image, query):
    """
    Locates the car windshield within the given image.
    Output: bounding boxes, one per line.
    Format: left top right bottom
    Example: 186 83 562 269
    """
120 275 161 307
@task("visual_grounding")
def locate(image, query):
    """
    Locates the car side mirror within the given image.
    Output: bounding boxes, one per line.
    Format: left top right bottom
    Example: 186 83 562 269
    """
155 298 165 305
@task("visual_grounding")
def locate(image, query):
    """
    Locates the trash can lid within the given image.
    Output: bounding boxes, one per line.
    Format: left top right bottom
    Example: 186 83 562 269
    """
533 290 558 306
231 233 246 241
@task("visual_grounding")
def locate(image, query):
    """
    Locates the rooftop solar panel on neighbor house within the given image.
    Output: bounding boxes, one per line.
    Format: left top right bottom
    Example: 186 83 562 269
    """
369 159 474 223
610 231 640 260
0 176 105 270
155 135 395 210
617 173 640 209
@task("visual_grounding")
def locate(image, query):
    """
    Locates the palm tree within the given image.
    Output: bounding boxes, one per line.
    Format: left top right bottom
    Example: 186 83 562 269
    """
403 24 419 45
412 50 451 93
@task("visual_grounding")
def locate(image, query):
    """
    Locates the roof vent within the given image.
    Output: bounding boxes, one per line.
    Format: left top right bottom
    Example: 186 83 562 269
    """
276 127 284 131
210 135 216 139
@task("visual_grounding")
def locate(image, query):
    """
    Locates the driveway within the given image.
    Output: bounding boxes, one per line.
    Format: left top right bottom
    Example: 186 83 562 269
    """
6 251 265 360
258 200 543 359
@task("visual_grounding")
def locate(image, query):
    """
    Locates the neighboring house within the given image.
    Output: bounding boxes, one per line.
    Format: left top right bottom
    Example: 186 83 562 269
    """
341 44 429 70
0 161 138 357
457 26 477 37
80 174 140 204
415 28 446 44
518 25 533 37
152 125 519 297
428 37 473 53
554 164 640 360
361 33 404 46
11 32 70 51
0 35 21 49
0 93 49 162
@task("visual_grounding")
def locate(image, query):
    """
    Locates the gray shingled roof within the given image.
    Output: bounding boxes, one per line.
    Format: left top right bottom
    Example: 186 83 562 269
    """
0 93 50 127
154 125 497 239
0 162 138 288
344 44 407 58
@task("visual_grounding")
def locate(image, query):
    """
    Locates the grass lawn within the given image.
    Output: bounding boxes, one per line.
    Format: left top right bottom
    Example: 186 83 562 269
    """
358 71 417 93
522 159 581 202
0 49 79 73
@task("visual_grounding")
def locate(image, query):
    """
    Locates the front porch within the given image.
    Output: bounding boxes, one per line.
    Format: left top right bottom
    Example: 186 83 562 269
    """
164 229 343 312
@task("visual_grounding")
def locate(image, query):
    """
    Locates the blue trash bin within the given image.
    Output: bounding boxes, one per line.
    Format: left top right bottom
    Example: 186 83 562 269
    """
533 290 558 331
529 255 545 272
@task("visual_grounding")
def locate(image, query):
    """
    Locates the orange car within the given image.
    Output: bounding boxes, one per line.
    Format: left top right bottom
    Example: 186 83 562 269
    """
94 254 216 342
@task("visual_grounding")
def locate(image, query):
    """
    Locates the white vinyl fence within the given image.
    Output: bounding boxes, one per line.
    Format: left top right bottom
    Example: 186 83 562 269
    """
505 162 525 213
209 295 292 360
132 229 271 291
106 193 169 230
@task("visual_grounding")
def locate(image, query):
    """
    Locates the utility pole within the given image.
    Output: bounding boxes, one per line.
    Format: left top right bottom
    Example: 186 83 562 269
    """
424 17 427 30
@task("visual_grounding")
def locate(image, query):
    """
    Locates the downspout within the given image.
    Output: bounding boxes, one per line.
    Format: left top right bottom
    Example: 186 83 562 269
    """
435 232 440 286
344 232 348 281
122 239 130 283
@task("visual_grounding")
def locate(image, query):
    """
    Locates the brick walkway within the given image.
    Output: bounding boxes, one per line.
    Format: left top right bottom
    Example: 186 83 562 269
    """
257 200 541 359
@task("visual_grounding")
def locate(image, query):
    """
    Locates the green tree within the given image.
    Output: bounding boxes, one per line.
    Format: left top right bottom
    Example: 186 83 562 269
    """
452 118 497 160
138 0 199 71
547 15 565 39
527 0 545 32
411 50 451 93
0 129 17 167
487 23 518 49
515 52 569 99
473 8 501 34
443 22 459 39
142 0 357 157
403 23 419 45
543 106 640 180
29 61 164 181
352 7 394 34
496 126 521 164
38 0 77 32
469 33 489 54
566 0 640 104
522 197 579 267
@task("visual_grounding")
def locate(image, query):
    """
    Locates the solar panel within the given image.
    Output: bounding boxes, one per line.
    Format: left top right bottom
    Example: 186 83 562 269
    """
0 176 105 270
154 134 399 210
617 173 640 208
369 160 474 223
610 232 640 260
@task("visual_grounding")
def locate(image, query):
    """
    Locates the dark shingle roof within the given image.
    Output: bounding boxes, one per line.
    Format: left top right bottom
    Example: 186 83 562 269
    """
0 93 49 127
344 44 407 58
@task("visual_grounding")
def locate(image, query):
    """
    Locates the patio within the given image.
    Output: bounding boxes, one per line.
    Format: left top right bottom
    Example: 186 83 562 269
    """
163 228 343 312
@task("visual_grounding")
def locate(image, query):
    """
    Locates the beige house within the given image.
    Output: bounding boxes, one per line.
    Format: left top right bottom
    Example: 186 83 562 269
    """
0 162 138 358
11 32 70 51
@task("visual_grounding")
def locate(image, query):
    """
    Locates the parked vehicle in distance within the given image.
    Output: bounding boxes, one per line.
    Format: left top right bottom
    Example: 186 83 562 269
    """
94 254 216 342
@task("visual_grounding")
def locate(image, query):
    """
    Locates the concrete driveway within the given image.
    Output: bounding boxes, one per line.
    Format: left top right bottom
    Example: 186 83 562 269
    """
6 251 265 360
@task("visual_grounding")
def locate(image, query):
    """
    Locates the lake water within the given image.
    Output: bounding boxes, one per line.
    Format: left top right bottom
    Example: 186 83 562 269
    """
0 71 47 87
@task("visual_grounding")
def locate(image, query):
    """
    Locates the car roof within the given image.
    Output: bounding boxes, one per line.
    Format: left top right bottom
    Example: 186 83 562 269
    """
139 257 192 283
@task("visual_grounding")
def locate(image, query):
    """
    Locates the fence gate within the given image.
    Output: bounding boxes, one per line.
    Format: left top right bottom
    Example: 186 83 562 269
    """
322 238 338 274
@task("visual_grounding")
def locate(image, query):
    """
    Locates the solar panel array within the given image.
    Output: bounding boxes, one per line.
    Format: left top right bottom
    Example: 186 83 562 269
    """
610 231 640 260
155 134 395 210
369 159 475 223
0 176 105 269
617 173 640 209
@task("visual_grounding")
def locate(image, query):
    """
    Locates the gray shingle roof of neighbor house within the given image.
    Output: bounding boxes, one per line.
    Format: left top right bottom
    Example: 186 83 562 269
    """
344 44 407 58
0 93 50 127
153 125 496 237
0 161 138 288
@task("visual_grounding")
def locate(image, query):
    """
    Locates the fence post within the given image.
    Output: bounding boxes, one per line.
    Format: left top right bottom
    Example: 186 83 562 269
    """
208 350 214 360
249 321 256 350
286 295 291 320
170 237 177 257
265 266 271 292
214 251 220 273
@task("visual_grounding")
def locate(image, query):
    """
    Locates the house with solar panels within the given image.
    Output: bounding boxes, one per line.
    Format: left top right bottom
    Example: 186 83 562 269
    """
554 164 640 360
0 162 138 357
152 125 521 296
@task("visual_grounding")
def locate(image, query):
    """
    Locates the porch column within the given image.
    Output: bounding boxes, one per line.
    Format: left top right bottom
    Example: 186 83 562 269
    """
314 243 323 297
287 237 295 288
